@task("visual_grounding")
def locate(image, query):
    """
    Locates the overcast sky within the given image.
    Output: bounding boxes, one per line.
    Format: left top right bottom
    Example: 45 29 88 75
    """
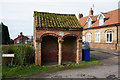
0 0 119 39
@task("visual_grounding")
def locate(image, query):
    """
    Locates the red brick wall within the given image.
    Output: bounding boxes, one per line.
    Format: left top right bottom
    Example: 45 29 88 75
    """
89 43 116 50
83 26 118 50
34 28 83 65
36 29 82 39
14 36 28 44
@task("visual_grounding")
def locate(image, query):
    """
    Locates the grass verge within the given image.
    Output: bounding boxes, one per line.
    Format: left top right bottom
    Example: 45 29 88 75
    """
2 57 101 78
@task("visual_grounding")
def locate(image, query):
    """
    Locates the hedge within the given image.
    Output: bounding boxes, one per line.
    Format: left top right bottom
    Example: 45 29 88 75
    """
2 45 35 66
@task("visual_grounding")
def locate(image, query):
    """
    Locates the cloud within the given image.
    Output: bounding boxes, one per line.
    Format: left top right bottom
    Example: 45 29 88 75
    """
1 0 119 39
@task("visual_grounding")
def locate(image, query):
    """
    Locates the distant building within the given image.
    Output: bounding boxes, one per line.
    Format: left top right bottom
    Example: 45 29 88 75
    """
14 32 29 44
79 8 120 51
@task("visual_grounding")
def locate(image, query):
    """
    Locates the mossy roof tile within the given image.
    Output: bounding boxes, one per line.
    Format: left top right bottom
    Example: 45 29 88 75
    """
34 11 81 28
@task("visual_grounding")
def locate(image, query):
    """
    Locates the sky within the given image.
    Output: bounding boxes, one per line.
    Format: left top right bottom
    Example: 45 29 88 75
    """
0 0 120 39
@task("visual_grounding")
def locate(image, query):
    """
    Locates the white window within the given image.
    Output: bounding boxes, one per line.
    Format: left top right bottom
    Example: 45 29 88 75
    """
106 31 112 43
17 40 19 43
25 40 28 44
87 18 92 28
82 36 85 42
86 33 91 42
95 32 100 42
99 15 104 26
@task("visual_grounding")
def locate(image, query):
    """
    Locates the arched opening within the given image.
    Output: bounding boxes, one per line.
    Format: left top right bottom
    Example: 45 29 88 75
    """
41 35 58 65
62 36 77 64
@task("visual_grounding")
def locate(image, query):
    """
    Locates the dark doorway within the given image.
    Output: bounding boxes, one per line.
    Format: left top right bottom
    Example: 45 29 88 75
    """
41 35 58 65
62 36 77 63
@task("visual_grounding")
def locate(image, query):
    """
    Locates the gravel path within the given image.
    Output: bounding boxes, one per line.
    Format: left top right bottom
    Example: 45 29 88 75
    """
25 50 119 79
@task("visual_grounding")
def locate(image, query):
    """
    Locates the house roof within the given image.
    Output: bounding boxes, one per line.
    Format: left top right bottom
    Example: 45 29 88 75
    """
90 16 97 21
79 16 88 27
34 11 81 28
102 13 110 19
79 8 120 29
14 34 29 41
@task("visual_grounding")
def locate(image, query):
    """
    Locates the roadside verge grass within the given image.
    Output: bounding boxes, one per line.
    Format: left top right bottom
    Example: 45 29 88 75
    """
2 57 101 78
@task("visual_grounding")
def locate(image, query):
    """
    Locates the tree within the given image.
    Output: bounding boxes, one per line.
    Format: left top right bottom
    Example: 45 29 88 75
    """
10 39 14 44
0 22 10 45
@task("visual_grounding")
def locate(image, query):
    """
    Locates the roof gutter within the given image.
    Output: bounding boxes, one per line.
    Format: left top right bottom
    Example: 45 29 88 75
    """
84 23 120 30
116 25 118 44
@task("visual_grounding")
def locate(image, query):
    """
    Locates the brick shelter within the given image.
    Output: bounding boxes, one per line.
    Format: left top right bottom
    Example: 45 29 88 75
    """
79 8 120 51
33 11 83 65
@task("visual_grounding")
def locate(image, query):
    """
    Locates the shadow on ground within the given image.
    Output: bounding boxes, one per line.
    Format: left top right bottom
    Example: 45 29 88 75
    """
90 50 116 60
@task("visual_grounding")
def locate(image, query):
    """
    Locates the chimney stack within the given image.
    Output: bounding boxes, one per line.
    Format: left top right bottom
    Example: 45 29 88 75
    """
89 8 93 16
78 13 83 20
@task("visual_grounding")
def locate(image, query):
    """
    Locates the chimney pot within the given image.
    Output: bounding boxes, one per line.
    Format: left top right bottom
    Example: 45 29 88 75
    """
20 32 23 35
89 8 93 16
78 13 83 19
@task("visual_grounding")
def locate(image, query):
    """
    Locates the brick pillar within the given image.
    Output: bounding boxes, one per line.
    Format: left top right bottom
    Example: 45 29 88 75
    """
35 41 38 65
35 39 42 66
76 38 82 63
58 38 64 65
38 42 41 65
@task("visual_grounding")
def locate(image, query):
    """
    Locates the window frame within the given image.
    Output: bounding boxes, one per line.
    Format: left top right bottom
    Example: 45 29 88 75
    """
25 40 28 44
106 31 113 43
17 40 19 43
95 32 100 43
82 36 85 42
86 32 91 42
87 18 92 28
99 14 104 26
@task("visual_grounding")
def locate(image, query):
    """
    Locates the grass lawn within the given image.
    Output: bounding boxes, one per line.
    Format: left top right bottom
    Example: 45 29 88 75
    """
2 57 101 78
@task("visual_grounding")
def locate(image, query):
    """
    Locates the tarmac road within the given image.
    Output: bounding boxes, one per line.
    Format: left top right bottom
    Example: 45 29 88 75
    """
24 50 119 79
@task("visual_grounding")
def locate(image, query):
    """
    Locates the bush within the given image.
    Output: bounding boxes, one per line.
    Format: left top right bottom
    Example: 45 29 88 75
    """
2 45 35 66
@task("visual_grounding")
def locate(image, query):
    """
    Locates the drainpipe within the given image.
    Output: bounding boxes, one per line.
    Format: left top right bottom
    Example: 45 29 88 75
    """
116 25 118 50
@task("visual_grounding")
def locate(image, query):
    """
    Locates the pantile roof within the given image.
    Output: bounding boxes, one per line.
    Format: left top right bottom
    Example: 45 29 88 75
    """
79 16 88 27
90 16 97 21
34 11 81 29
79 8 120 29
14 34 29 40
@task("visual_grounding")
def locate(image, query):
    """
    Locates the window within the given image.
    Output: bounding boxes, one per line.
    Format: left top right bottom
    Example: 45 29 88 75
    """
95 32 100 42
106 31 112 43
25 40 28 44
86 33 91 42
87 18 92 28
17 40 19 43
99 14 104 26
82 36 85 42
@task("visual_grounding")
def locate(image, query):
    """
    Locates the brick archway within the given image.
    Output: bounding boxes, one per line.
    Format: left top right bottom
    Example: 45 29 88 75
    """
36 33 82 65
40 33 59 41
35 33 82 65
62 33 79 40
41 36 58 65
62 36 77 62
62 34 79 63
